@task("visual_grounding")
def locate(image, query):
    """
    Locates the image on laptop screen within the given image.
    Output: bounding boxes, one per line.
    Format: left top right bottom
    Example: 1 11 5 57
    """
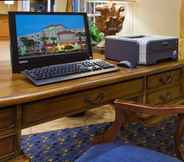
15 14 88 59
9 12 92 72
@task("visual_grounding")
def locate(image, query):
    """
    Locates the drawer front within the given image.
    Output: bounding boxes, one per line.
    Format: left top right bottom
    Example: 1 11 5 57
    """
147 69 180 89
182 67 184 92
22 78 144 128
0 135 15 158
147 86 182 105
0 108 16 131
122 96 143 104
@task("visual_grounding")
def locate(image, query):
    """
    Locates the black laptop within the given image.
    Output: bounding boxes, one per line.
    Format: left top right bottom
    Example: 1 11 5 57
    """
9 12 118 86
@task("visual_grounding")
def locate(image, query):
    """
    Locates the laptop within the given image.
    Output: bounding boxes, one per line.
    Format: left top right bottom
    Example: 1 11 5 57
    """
9 12 118 86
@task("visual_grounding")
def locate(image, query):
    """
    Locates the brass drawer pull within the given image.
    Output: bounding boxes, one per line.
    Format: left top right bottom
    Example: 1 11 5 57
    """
84 92 105 106
159 74 173 84
159 92 172 103
0 124 15 132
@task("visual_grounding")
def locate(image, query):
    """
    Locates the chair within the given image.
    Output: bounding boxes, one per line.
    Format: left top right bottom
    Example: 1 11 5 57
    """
75 100 184 162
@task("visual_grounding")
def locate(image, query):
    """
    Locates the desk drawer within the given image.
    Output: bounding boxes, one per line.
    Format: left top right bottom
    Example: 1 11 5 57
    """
147 69 180 89
0 108 16 131
0 135 15 159
22 78 144 128
147 85 182 105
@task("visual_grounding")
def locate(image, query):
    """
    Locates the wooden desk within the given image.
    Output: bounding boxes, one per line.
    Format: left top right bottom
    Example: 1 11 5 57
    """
0 53 184 161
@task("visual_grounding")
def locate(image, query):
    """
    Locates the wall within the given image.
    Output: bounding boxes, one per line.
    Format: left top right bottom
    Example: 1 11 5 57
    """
54 0 67 11
54 0 180 36
0 1 18 14
133 0 180 36
180 0 184 60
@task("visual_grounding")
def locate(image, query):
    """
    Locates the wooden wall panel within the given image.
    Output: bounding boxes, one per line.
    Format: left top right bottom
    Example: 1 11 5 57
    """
0 15 9 40
0 1 17 14
0 1 18 40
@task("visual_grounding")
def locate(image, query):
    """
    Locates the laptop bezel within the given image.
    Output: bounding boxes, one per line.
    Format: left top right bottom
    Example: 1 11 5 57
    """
9 12 93 73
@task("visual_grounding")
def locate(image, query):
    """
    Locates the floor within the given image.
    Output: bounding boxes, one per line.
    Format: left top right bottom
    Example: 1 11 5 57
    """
22 105 114 135
0 41 114 136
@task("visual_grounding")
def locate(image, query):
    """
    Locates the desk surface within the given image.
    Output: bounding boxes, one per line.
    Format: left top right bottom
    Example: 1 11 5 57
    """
0 53 184 162
0 53 183 107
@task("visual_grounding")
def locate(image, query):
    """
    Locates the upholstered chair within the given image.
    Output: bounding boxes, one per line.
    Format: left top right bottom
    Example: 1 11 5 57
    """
75 100 184 162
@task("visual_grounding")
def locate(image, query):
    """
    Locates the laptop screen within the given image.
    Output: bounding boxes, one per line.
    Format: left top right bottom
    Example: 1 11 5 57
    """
9 12 92 73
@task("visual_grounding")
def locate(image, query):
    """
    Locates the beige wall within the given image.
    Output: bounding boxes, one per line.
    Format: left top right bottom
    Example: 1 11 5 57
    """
54 0 180 36
180 0 184 60
134 0 180 36
54 0 67 12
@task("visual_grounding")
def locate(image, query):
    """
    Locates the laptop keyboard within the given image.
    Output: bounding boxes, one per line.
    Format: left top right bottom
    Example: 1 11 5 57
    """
22 59 119 86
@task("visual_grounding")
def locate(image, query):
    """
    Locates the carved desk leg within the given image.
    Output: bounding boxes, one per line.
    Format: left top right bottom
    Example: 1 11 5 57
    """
93 104 125 144
176 114 184 160
10 105 31 162
8 154 31 162
0 105 31 162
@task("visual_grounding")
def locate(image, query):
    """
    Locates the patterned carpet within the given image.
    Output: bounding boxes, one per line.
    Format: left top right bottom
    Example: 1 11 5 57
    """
21 117 179 162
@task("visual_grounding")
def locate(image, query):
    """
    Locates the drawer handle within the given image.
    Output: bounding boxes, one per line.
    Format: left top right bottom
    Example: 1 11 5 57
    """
159 75 173 84
159 92 171 103
84 92 105 106
0 124 15 131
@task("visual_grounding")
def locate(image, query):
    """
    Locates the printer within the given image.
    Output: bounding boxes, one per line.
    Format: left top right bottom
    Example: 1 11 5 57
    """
105 35 178 66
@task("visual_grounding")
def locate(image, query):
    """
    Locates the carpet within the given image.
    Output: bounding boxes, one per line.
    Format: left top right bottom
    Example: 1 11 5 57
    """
21 117 179 162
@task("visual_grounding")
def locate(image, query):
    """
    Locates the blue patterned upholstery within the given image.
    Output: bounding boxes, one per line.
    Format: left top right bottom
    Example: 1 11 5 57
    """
75 143 182 162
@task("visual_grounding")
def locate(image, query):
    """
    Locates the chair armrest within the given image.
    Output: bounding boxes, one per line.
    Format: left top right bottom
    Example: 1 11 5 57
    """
93 99 184 160
114 99 184 115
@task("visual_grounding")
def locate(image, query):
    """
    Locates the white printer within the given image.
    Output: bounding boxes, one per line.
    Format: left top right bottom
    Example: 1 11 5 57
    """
105 35 178 66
